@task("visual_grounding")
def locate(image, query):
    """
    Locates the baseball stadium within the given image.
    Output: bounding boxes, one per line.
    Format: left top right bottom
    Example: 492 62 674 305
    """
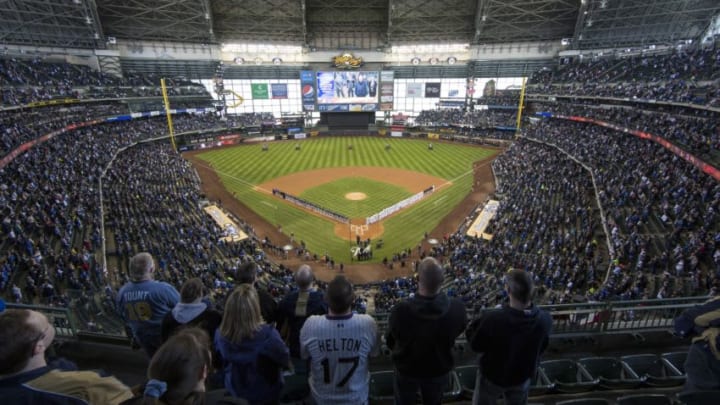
0 0 719 404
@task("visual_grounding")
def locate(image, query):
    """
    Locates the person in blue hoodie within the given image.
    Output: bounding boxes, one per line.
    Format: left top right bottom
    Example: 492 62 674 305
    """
215 284 290 404
161 277 222 343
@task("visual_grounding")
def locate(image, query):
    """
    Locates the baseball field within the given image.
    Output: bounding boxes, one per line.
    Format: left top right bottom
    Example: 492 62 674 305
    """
192 137 496 263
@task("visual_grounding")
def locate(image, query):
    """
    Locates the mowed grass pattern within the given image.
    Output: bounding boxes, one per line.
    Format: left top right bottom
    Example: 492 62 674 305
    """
195 137 494 263
300 177 413 218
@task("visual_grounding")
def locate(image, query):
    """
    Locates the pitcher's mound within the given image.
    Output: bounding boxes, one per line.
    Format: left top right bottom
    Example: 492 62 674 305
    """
345 192 367 201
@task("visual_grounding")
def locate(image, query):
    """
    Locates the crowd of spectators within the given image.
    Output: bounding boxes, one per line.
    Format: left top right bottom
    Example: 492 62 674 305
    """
532 101 720 166
375 139 607 310
525 119 720 300
0 57 210 106
0 102 130 157
528 46 720 106
415 108 518 129
0 111 264 332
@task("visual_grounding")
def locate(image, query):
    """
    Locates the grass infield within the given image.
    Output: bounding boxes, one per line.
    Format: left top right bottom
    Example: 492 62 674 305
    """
299 177 413 219
196 137 494 263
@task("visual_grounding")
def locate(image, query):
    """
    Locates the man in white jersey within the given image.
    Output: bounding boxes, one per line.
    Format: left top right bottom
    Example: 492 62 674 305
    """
300 275 378 404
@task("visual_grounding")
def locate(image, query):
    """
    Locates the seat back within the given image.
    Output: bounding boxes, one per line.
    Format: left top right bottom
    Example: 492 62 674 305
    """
454 364 478 398
677 390 720 405
617 394 672 405
621 354 664 378
369 370 395 402
541 359 593 384
579 357 626 380
661 351 688 375
555 398 609 405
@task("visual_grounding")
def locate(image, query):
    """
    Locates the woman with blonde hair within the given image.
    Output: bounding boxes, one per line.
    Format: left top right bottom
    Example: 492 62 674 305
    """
215 284 289 404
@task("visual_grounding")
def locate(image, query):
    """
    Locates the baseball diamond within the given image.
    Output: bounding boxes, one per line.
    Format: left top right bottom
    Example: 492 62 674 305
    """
188 136 497 264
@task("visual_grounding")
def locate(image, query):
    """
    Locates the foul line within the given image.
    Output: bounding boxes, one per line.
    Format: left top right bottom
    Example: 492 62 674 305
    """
194 162 272 193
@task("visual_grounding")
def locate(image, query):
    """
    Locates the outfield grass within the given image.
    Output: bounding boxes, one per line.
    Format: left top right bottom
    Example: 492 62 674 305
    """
195 137 494 263
299 177 412 218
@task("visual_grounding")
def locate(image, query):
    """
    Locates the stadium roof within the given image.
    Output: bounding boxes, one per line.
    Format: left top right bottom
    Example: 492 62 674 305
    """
0 0 718 51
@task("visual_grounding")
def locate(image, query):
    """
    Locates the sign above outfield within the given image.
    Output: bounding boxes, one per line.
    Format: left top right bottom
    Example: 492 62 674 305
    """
333 52 363 69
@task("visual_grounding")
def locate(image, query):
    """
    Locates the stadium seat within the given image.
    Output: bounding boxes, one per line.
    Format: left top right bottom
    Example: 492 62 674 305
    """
578 357 641 389
279 372 310 403
621 354 685 387
440 370 463 401
529 367 554 396
616 393 672 405
661 351 688 375
676 390 720 405
454 364 478 399
369 370 395 404
555 398 609 405
540 359 597 393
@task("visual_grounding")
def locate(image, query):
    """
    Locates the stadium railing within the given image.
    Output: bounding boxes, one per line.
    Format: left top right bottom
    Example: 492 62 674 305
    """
7 296 708 343
5 303 77 340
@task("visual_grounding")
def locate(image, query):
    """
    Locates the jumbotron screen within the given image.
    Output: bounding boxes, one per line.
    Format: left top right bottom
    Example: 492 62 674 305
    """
316 71 379 112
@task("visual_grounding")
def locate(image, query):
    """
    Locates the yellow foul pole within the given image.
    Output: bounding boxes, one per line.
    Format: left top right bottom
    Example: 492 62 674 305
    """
160 78 177 152
515 77 527 135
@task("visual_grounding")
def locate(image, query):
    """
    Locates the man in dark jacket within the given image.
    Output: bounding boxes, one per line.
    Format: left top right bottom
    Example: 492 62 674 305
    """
236 261 278 325
674 294 720 393
467 269 552 405
276 265 327 364
385 257 467 405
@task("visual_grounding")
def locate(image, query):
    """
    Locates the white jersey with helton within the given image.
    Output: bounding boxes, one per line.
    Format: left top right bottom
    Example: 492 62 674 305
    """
300 313 378 405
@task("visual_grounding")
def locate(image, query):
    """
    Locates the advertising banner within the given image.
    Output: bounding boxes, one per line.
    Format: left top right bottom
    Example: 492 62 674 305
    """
379 70 394 111
251 83 269 99
425 82 441 98
271 83 288 99
406 83 422 97
300 70 316 111
318 104 349 112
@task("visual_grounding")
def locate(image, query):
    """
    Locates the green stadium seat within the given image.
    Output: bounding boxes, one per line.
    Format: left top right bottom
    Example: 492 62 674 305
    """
369 370 395 404
661 351 688 376
578 357 641 389
279 372 310 403
454 364 478 399
617 393 672 405
555 398 609 405
441 370 463 402
540 359 597 393
621 354 685 387
530 367 554 396
676 390 720 405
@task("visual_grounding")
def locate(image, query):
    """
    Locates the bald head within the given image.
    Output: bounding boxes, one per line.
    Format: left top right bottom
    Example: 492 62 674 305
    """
418 257 444 295
295 265 314 290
